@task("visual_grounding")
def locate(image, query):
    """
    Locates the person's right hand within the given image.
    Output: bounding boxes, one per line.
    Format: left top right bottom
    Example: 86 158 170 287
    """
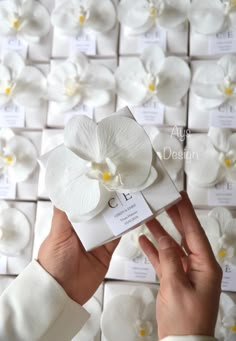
139 192 222 340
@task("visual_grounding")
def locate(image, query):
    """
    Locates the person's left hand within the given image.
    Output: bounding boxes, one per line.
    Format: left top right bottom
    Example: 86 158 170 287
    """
38 207 120 306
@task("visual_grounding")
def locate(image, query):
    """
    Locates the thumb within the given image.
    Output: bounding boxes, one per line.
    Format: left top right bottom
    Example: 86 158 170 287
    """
158 236 185 279
50 207 74 238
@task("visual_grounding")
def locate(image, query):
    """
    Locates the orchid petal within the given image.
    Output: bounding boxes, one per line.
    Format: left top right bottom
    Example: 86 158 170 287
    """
87 0 117 33
224 219 236 239
157 57 191 106
2 52 25 79
0 95 10 106
0 128 15 144
141 45 165 75
82 88 111 107
218 55 236 81
70 53 89 75
124 19 154 35
132 287 155 305
208 128 231 153
56 95 82 112
115 229 143 259
198 215 221 254
130 166 157 193
226 165 236 183
0 3 13 35
194 95 225 111
229 133 236 150
209 207 233 233
220 293 235 317
158 0 189 29
82 64 115 90
0 201 9 213
51 3 80 36
118 0 151 30
0 65 10 81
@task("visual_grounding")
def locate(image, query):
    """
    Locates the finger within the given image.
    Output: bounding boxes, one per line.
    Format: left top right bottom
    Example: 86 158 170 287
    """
166 204 184 235
50 207 73 238
104 237 121 255
139 235 161 279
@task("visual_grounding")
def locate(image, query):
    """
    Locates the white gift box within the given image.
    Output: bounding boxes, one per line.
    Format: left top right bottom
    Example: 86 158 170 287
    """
116 57 188 127
0 130 41 201
0 201 36 275
0 64 49 130
0 276 15 295
119 23 189 56
0 0 53 62
52 0 119 58
189 60 236 132
47 59 117 128
38 129 64 199
101 281 158 341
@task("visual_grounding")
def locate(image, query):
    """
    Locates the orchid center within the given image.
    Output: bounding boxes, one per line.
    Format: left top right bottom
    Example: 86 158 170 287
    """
221 76 235 96
135 320 153 338
4 87 12 95
0 153 16 167
77 6 88 25
147 0 163 18
219 151 236 169
218 248 227 258
147 74 159 93
102 172 112 182
224 0 236 13
9 13 21 30
231 325 236 332
64 78 80 97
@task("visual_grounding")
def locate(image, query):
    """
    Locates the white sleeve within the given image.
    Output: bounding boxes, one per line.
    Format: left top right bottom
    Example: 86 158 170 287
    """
162 337 218 341
0 260 90 341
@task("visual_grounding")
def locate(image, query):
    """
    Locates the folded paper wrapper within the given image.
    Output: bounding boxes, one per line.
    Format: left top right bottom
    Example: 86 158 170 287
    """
0 0 53 62
119 23 188 56
47 59 117 128
189 60 236 132
0 201 36 275
101 281 158 341
52 0 119 58
39 107 181 251
1 131 41 201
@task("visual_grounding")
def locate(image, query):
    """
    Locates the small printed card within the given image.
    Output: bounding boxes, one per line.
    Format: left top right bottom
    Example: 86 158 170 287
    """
0 103 25 128
210 104 236 129
103 192 153 236
138 26 167 52
64 104 94 124
222 263 236 292
125 257 156 282
0 256 7 274
208 183 236 206
0 176 16 200
208 30 236 55
132 98 165 125
70 31 97 55
1 37 28 59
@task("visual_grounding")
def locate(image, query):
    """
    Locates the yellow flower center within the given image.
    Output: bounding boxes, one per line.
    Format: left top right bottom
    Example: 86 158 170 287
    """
4 87 11 95
231 325 236 332
4 155 14 165
139 329 146 337
150 7 157 17
218 249 227 258
148 83 155 92
224 158 232 168
79 15 85 24
225 86 233 95
102 172 112 182
12 19 20 29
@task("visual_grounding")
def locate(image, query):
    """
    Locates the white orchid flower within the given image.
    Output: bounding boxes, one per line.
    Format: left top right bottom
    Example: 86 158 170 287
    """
0 51 47 107
185 128 236 187
115 45 191 107
44 113 157 222
47 53 115 113
215 293 236 341
0 200 31 256
101 287 157 341
51 0 116 37
192 55 236 110
189 0 236 35
199 207 236 266
0 0 50 44
0 128 37 183
118 0 190 35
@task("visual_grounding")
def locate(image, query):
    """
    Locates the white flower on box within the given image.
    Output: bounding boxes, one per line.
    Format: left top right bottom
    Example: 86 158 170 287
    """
199 207 236 267
47 53 115 113
44 113 157 222
189 0 236 35
101 287 157 341
192 55 236 110
51 0 117 36
0 128 37 183
0 0 50 43
185 128 236 187
0 200 31 256
215 293 236 341
0 51 47 107
118 0 190 35
115 45 191 107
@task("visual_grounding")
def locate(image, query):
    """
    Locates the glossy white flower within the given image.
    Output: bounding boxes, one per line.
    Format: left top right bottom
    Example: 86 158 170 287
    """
192 55 236 110
215 293 236 341
51 0 116 36
101 287 157 341
0 51 47 107
118 0 190 35
189 0 236 35
44 113 157 222
47 53 115 113
199 207 236 266
185 128 236 187
0 128 37 183
0 0 50 43
115 45 191 107
0 201 31 256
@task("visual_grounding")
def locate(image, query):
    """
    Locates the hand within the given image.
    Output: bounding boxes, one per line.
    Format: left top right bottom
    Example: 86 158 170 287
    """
38 208 120 306
139 192 222 340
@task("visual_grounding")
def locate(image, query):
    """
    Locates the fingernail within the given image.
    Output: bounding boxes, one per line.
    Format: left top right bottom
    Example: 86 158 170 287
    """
158 236 174 250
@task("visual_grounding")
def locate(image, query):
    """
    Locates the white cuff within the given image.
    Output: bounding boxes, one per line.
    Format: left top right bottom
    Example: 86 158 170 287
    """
162 337 217 341
0 260 90 341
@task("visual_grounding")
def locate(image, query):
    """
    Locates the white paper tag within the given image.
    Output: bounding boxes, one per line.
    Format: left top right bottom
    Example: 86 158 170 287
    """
208 30 236 55
0 103 25 128
0 176 16 199
132 98 165 125
208 183 236 206
210 104 236 128
0 256 7 274
64 104 94 124
1 37 28 59
103 192 153 236
125 257 156 282
138 25 167 52
222 263 236 292
70 31 97 55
